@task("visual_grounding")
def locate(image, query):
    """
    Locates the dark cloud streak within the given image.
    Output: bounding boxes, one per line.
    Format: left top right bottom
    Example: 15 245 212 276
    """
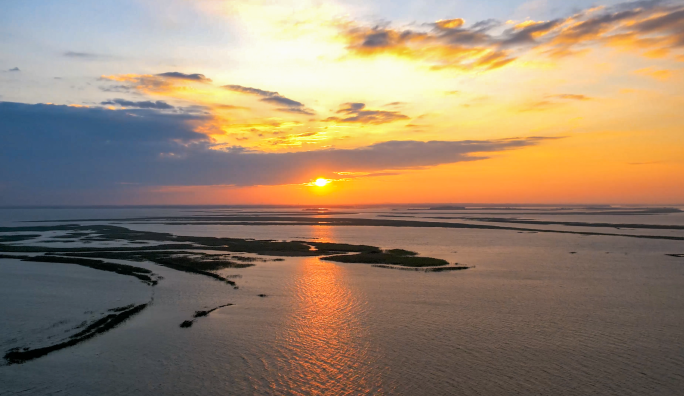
101 99 175 110
324 103 409 124
223 84 314 115
0 102 553 201
156 72 212 83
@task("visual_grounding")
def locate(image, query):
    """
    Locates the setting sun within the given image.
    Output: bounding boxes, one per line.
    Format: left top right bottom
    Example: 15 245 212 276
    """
314 178 330 187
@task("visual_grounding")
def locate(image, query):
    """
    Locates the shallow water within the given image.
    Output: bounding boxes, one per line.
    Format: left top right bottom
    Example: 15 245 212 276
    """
1 207 684 395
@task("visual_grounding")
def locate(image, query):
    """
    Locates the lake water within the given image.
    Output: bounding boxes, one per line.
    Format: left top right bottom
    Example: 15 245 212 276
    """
1 207 684 395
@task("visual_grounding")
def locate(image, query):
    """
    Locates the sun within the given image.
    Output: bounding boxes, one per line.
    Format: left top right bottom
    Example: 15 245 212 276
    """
314 178 330 187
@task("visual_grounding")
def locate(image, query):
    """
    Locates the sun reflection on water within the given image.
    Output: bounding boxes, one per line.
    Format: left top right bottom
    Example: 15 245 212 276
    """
311 225 334 243
273 256 383 395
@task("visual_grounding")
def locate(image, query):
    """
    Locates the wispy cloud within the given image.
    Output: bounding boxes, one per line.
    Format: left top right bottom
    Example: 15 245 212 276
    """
547 94 592 101
156 72 212 83
100 72 213 94
101 99 175 110
634 67 674 80
63 51 101 59
519 93 593 112
223 84 314 115
324 102 409 124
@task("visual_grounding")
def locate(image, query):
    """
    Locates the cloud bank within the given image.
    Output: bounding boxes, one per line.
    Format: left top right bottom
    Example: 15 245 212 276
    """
0 102 553 196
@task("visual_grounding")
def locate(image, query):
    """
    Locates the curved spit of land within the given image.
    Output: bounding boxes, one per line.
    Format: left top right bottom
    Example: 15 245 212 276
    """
180 303 234 328
0 254 160 285
3 303 149 365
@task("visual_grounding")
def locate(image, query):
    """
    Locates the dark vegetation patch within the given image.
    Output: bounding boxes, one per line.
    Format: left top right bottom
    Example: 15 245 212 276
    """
0 254 158 285
457 217 684 230
371 264 470 272
55 251 244 286
231 255 259 262
402 207 682 216
0 225 387 256
194 304 233 318
308 242 380 253
4 303 148 365
229 255 283 262
108 304 135 312
385 249 418 256
0 242 198 253
322 251 449 267
1 224 458 276
0 234 41 243
257 294 267 297
180 303 233 328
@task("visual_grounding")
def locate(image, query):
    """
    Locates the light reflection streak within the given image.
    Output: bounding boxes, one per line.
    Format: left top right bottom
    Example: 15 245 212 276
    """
272 254 383 395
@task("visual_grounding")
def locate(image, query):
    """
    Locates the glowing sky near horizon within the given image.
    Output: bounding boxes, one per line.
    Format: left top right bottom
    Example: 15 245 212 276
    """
1 0 683 205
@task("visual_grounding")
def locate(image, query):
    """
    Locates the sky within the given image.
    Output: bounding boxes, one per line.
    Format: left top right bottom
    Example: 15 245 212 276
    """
1 0 683 205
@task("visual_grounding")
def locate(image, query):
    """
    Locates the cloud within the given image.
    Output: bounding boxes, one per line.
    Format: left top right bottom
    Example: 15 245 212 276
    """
63 51 101 59
223 84 314 115
156 72 212 83
261 95 305 108
324 102 410 124
100 72 213 95
223 85 278 97
628 161 663 165
341 22 515 71
547 94 592 101
99 84 136 93
101 99 175 110
7 67 20 72
178 105 212 114
338 1 684 71
519 93 593 111
634 67 673 80
0 102 554 200
214 104 250 111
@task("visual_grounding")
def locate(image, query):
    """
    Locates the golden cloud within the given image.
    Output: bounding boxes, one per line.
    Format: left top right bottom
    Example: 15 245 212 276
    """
337 2 684 72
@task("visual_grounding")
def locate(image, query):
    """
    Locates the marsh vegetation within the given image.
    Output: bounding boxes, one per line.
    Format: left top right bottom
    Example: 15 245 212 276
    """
4 303 148 365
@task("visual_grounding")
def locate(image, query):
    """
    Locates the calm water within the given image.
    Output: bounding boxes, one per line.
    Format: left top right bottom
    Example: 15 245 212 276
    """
1 207 684 395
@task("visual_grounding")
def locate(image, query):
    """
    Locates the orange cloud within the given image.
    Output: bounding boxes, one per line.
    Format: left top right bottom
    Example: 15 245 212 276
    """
337 2 684 71
634 67 674 81
518 93 593 112
341 23 514 71
323 102 409 125
100 72 211 96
